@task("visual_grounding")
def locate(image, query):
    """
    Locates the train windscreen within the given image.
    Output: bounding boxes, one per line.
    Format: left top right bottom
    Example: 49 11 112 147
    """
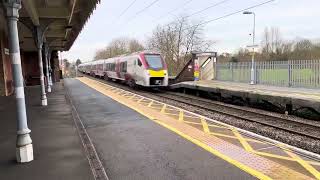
145 55 163 69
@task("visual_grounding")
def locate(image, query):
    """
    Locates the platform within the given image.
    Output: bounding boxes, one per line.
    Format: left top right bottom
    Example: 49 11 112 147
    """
65 78 254 180
73 77 320 180
170 80 320 118
0 83 94 180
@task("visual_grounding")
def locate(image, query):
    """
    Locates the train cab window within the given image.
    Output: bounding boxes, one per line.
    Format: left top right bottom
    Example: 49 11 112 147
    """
145 54 163 69
137 59 142 67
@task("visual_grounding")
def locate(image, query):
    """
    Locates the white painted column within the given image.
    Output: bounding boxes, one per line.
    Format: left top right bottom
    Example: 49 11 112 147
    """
35 27 47 106
4 0 33 163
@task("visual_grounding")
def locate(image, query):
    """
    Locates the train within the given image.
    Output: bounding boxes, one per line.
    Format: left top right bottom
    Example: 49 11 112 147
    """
78 51 169 88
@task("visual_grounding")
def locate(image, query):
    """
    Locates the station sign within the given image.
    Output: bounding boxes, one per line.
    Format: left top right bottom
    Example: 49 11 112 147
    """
194 58 200 81
195 52 217 58
246 45 259 52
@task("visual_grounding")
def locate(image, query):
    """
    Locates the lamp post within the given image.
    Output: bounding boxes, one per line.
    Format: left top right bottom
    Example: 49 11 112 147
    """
243 11 256 85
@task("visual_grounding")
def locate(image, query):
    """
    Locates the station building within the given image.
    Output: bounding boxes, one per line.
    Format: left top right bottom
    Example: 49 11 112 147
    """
0 0 100 96
0 0 100 163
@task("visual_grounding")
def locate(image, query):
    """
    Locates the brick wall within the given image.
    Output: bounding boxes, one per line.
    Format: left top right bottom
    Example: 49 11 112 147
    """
0 34 4 96
23 51 41 86
0 9 14 96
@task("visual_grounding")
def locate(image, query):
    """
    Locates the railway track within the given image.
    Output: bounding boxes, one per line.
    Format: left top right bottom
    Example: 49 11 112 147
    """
152 92 320 141
79 74 320 152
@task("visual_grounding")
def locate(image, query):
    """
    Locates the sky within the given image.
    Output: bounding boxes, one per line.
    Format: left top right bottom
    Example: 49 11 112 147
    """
61 0 320 62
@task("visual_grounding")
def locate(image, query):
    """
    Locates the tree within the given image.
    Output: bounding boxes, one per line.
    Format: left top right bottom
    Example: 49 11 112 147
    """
128 39 144 53
63 59 70 69
94 38 145 60
210 26 320 62
261 27 285 60
75 59 82 66
147 16 215 75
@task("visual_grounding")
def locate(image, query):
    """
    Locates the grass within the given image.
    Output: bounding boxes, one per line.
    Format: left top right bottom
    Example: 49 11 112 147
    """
217 68 319 88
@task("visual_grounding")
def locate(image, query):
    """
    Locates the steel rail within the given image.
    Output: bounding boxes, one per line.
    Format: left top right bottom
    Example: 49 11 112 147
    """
152 92 320 141
79 73 320 141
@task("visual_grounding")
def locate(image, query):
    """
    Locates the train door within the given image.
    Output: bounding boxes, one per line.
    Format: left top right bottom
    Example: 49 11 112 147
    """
115 59 121 79
134 58 145 85
119 61 127 80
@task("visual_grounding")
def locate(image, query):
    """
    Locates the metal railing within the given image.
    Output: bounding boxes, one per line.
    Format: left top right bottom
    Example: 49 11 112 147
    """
216 60 320 88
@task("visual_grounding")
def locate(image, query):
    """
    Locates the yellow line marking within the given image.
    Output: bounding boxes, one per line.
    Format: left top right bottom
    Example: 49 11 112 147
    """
137 97 145 103
160 104 167 113
207 124 229 129
254 151 320 166
209 132 266 144
79 77 320 178
232 129 254 152
201 118 210 133
254 151 294 161
153 120 272 180
286 150 320 179
178 110 184 122
148 100 153 107
78 78 272 179
162 112 197 119
116 91 124 94
148 107 162 110
184 121 202 125
129 95 136 99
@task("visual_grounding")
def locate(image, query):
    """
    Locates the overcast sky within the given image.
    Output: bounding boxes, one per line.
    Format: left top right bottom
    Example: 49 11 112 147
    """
61 0 320 62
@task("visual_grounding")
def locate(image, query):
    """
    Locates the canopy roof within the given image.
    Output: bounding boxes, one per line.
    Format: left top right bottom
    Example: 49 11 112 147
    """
17 0 100 51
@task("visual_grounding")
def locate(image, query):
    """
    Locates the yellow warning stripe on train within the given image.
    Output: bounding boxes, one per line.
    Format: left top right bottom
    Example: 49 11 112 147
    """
148 70 166 77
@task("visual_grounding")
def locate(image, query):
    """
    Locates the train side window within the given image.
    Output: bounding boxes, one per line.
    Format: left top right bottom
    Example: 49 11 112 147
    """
123 62 127 72
137 59 142 67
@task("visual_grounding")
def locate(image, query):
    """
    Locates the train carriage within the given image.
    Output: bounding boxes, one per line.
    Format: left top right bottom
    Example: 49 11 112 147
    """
78 51 168 87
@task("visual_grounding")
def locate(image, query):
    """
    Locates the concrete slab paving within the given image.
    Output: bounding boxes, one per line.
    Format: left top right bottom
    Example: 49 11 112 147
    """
76 76 320 180
0 83 94 180
64 78 255 180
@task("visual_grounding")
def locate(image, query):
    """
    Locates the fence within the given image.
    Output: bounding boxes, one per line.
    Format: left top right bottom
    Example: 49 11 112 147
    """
216 60 320 88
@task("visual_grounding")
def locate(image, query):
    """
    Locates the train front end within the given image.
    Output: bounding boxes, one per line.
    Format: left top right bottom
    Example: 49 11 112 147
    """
140 53 168 87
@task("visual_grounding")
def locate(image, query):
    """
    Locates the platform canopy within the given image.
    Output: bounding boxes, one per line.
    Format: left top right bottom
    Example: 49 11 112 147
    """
16 0 100 51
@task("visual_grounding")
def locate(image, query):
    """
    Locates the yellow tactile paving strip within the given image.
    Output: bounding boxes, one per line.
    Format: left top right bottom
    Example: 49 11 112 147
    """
183 80 320 102
78 77 320 180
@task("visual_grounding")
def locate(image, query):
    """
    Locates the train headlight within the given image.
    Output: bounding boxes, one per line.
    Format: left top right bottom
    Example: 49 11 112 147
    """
164 70 167 76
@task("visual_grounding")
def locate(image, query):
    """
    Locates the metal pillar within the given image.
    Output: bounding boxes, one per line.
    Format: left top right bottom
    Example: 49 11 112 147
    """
250 13 256 85
44 43 51 92
4 0 33 163
35 27 47 106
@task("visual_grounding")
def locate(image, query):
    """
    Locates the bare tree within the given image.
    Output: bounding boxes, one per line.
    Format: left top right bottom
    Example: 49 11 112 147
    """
147 16 215 75
94 37 145 60
75 59 82 66
128 39 145 53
